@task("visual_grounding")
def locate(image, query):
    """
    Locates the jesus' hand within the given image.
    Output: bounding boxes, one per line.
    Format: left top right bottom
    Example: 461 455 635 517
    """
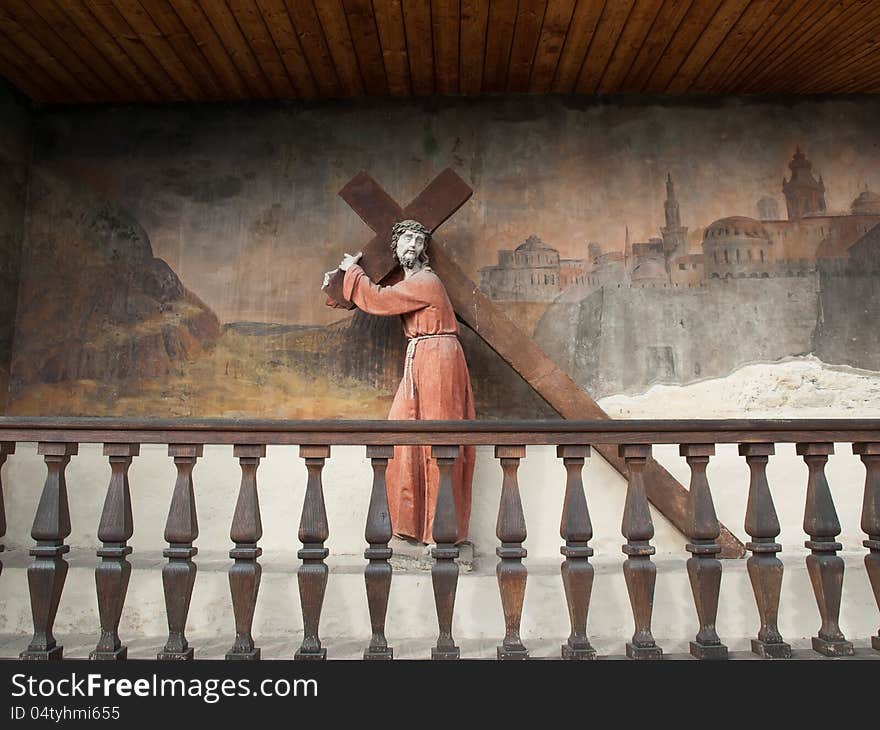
338 251 363 271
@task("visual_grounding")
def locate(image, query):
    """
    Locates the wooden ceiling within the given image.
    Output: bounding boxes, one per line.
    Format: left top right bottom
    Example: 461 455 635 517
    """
1 1 879 105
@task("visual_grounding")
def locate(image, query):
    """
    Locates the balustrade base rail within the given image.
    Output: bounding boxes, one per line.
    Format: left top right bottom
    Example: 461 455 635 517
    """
0 417 878 661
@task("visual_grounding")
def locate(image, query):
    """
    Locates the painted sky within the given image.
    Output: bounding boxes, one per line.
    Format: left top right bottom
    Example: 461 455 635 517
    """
31 96 880 326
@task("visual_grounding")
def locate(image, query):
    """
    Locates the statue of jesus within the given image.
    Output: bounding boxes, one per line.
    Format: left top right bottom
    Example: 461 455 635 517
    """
332 219 475 545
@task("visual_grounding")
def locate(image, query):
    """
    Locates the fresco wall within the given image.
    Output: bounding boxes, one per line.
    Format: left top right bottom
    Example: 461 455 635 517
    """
0 81 31 410
7 95 880 418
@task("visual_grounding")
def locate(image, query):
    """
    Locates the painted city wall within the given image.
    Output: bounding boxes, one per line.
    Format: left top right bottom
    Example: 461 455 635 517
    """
0 81 31 410
7 95 880 418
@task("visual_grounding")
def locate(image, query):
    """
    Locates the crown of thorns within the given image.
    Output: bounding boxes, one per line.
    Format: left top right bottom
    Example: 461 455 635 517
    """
390 220 430 250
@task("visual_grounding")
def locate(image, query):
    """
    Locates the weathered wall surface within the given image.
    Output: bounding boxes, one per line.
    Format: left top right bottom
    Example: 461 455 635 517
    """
814 243 880 370
0 81 30 409
7 95 880 417
538 276 820 397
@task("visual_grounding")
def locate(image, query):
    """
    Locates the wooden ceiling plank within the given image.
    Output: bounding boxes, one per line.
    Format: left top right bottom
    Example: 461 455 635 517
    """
575 0 635 94
0 32 65 103
785 3 880 93
283 0 342 97
483 0 520 92
552 0 606 93
666 0 752 95
687 0 782 93
716 0 819 92
741 0 862 93
703 0 787 92
138 0 228 99
831 61 880 95
618 0 692 93
809 34 880 94
17 0 128 100
460 0 489 95
642 1 723 94
197 0 276 98
314 0 366 96
342 0 390 96
110 0 208 100
158 0 249 99
839 59 880 94
167 0 253 99
709 0 801 92
401 0 433 95
528 0 576 93
254 0 319 97
432 0 461 95
227 0 299 98
507 0 548 93
84 0 185 99
595 0 661 94
804 28 880 94
52 0 161 101
766 0 877 90
373 0 412 96
0 6 97 103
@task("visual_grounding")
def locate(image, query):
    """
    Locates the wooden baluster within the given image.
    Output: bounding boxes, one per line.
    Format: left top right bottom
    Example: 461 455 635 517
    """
158 444 202 660
21 442 77 660
557 445 596 660
364 445 394 660
226 444 265 660
853 442 880 651
797 442 854 656
0 443 14 581
431 445 461 660
619 444 662 659
681 444 727 660
494 445 528 660
295 445 330 660
90 443 139 660
739 443 791 658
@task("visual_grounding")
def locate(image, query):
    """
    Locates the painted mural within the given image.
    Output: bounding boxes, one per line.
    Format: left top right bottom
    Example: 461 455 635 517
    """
0 81 31 408
6 96 880 418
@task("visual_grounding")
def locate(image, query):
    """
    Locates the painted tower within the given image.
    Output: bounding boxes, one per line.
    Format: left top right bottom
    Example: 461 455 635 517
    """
782 147 826 219
661 173 689 259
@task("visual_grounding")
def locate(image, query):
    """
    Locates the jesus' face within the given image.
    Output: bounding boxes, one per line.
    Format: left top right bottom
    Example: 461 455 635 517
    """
395 228 427 270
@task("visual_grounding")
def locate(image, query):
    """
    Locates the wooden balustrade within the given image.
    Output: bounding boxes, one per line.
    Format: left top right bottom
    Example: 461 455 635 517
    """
681 444 727 660
619 444 662 659
1 417 880 661
798 443 854 656
159 444 201 660
21 443 77 660
854 443 880 651
740 443 791 658
295 445 330 660
227 444 265 660
364 445 394 660
494 445 528 660
430 445 461 660
91 443 138 660
557 445 595 660
0 443 13 581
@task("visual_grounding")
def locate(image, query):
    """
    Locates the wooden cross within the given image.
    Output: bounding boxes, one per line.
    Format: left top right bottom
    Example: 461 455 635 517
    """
327 168 744 557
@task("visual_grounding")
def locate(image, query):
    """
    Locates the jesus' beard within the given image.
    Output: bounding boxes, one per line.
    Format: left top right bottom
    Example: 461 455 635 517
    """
401 251 418 269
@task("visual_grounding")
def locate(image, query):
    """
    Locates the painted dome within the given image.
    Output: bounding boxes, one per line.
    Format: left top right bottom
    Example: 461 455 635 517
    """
851 188 880 215
704 216 770 240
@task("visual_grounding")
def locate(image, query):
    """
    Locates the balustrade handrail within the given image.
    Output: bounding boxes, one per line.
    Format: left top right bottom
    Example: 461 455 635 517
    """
0 416 879 445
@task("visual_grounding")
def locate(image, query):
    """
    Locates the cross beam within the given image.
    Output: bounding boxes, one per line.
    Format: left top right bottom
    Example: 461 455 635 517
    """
323 168 473 308
331 168 744 558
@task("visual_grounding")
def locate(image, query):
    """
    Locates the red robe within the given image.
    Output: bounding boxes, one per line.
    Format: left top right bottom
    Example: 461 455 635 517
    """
343 264 475 543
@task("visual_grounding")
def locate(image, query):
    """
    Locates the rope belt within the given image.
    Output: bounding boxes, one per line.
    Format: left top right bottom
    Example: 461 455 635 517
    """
404 334 458 399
